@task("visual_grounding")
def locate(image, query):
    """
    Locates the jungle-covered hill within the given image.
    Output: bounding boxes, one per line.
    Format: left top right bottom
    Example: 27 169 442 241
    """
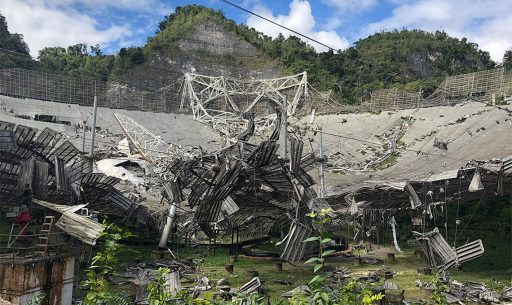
1 4 511 103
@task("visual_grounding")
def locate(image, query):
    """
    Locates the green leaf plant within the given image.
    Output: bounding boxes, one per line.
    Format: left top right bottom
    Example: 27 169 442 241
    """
82 221 133 305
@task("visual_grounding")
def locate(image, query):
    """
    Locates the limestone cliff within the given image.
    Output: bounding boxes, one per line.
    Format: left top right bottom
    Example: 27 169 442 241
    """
112 20 281 111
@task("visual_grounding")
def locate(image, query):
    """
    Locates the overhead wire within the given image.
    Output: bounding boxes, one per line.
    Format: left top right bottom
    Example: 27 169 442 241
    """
219 0 376 69
319 129 472 163
219 0 340 53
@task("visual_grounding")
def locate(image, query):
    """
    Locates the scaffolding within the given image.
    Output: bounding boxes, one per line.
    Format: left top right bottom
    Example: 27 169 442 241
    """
370 67 512 112
0 68 167 113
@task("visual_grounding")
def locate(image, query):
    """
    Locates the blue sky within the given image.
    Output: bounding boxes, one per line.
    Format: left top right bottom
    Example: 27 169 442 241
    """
1 0 511 62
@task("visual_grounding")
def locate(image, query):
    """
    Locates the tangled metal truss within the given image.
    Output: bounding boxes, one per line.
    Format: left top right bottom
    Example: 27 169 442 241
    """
180 72 309 141
153 115 332 263
0 121 153 226
113 113 180 163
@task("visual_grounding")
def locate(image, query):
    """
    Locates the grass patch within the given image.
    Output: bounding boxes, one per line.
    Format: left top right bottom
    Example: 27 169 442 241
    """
377 151 400 170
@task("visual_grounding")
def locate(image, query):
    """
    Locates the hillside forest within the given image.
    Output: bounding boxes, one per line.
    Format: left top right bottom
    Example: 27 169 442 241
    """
1 5 512 104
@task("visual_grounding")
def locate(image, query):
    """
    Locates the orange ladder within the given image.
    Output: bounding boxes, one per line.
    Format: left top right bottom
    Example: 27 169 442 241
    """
35 216 55 256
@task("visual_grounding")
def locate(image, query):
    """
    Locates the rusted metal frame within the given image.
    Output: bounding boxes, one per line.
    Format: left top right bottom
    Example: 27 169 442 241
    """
295 168 315 188
54 157 71 192
49 140 80 163
17 157 35 191
106 189 137 211
280 220 313 263
163 180 184 203
290 138 304 174
0 121 15 130
11 125 37 162
300 153 317 172
31 128 62 158
194 161 242 224
65 159 88 184
32 160 48 199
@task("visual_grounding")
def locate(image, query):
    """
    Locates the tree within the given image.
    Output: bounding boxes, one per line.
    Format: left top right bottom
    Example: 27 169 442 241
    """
90 44 103 56
0 13 32 68
503 49 512 71
83 222 132 305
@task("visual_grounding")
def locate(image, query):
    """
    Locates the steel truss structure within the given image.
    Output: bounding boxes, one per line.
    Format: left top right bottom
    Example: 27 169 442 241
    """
180 72 309 141
113 113 179 163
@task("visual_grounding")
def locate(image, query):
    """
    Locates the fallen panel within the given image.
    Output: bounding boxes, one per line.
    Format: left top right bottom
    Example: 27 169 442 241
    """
455 239 485 265
413 228 484 273
55 211 105 245
280 221 312 264
239 277 261 294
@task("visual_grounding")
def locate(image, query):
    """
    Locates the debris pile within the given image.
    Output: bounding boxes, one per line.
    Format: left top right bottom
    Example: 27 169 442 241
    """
417 279 507 304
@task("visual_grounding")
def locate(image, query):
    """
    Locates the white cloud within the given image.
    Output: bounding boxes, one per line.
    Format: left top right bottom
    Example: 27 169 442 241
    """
247 0 349 52
45 0 169 14
321 0 377 12
0 0 169 57
363 0 512 61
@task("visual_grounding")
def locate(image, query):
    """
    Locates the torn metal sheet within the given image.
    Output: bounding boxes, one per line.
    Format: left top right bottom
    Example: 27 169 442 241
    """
107 189 137 211
96 158 147 185
163 179 184 203
413 228 458 272
468 170 484 192
404 182 422 209
166 271 181 293
17 157 35 191
413 228 484 273
455 239 485 265
33 198 86 213
280 221 312 264
55 157 70 192
502 155 512 176
33 198 104 245
424 169 459 182
239 277 261 294
290 138 304 174
300 153 317 172
0 129 16 150
220 196 239 216
33 160 48 199
55 211 105 245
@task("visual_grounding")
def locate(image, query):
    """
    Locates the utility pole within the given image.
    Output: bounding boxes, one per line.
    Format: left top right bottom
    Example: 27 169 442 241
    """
318 127 326 198
89 96 98 158
281 95 288 161
158 202 178 249
81 120 87 153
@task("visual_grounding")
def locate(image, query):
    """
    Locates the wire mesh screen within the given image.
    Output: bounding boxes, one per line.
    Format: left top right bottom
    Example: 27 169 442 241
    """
370 67 510 112
0 68 168 113
370 88 422 112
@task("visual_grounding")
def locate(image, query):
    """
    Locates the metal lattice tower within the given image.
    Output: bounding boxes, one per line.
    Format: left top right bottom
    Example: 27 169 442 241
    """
113 113 179 163
180 72 309 141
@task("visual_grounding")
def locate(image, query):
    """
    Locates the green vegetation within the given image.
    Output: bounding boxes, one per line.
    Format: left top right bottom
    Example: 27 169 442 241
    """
0 14 33 69
376 151 400 170
503 49 512 71
83 222 133 305
0 6 502 104
149 5 237 53
430 278 448 305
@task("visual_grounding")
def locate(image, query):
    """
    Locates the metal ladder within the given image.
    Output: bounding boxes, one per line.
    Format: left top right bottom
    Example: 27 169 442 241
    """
35 216 54 256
